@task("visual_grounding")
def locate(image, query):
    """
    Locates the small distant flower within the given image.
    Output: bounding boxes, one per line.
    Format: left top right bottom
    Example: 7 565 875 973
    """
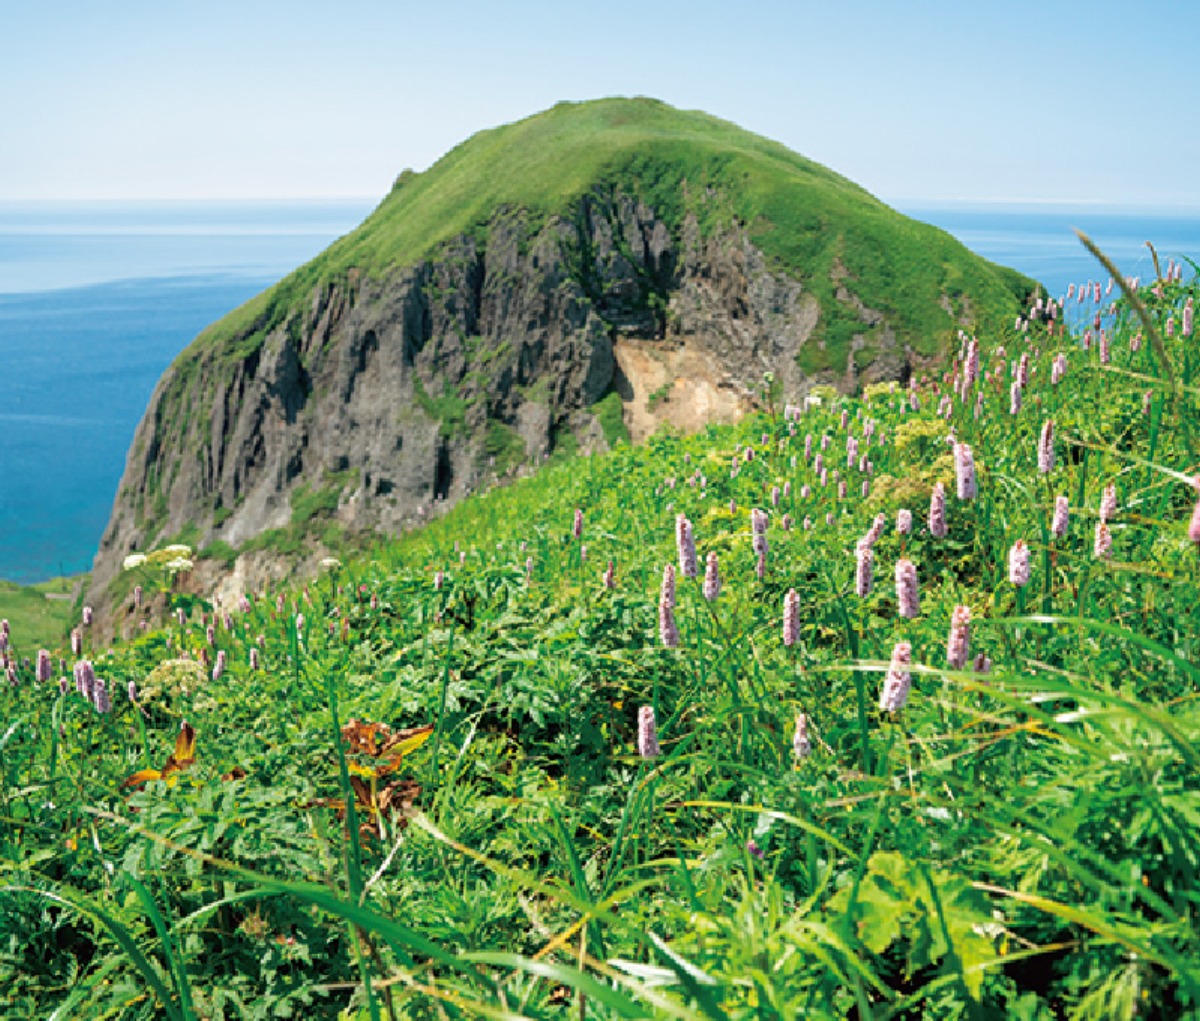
1051 353 1066 385
854 541 874 598
92 678 111 714
82 606 93 627
70 628 82 656
781 513 793 531
573 508 583 540
212 650 226 682
1099 483 1118 523
1008 540 1031 587
206 625 215 646
434 570 444 590
954 443 977 501
703 551 721 601
1131 332 1142 353
1166 316 1175 338
637 706 660 759
783 588 800 646
803 516 812 530
525 556 534 578
864 512 887 547
603 560 616 590
1038 419 1055 474
821 434 830 451
946 605 971 670
134 585 143 608
659 565 679 648
746 839 764 859
801 484 811 499
879 641 913 713
676 514 698 578
751 508 769 557
249 647 260 670
973 653 992 674
36 649 51 683
1183 298 1194 337
804 434 813 459
176 608 187 628
838 480 847 500
1051 495 1070 539
580 544 588 562
127 679 138 702
793 712 812 759
320 556 342 570
755 551 766 580
771 485 781 507
825 512 834 527
1143 391 1152 415
295 613 305 635
74 659 96 701
929 482 948 538
1094 521 1113 559
1010 381 1022 415
122 552 147 571
897 508 912 535
895 558 919 618
1099 330 1110 364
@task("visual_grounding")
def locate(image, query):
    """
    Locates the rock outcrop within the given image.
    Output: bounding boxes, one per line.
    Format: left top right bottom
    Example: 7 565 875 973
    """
87 98 1033 635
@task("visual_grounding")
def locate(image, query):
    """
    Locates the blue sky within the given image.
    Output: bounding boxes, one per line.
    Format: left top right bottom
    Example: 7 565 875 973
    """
4 0 1197 208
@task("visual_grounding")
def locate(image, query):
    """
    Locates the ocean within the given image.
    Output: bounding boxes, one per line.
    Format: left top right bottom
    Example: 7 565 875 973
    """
0 199 1196 584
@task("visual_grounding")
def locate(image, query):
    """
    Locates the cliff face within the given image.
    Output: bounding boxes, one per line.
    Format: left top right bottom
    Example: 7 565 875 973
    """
88 99 1034 633
90 193 823 618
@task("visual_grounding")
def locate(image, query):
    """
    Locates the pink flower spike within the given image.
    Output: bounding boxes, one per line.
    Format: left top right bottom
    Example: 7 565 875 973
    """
783 588 800 646
1099 483 1118 523
929 482 948 538
637 706 660 759
879 641 913 713
703 551 721 601
1051 496 1070 539
895 558 919 618
946 605 971 670
854 541 874 598
954 443 977 501
1038 420 1055 474
1008 540 1031 587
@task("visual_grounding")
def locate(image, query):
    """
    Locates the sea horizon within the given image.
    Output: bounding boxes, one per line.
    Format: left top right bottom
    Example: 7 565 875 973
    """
1 197 1197 585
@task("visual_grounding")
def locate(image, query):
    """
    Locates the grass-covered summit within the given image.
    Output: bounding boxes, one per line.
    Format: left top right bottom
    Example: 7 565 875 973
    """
210 95 1032 371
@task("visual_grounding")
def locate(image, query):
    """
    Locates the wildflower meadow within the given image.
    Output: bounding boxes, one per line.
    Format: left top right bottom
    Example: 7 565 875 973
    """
1 240 1198 1018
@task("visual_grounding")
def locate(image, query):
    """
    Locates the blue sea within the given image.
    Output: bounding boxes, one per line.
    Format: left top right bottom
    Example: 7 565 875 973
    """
0 198 1197 584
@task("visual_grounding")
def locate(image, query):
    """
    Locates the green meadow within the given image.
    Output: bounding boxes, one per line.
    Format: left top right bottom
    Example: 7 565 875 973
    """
1 244 1198 1018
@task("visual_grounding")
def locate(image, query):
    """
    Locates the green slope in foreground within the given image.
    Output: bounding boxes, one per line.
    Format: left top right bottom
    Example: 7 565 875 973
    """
193 96 1034 373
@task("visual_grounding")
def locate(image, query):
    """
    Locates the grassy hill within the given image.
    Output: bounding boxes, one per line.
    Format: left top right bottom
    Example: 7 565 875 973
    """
188 97 1033 374
2 244 1198 1017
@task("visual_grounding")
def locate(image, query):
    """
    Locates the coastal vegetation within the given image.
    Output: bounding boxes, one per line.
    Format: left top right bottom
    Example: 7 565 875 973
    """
1 242 1197 1018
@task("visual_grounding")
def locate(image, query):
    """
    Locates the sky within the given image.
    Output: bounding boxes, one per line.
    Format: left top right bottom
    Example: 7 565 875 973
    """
3 0 1198 209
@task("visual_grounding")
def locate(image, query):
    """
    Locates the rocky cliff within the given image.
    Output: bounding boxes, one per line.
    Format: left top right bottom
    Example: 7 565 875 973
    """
87 98 1034 633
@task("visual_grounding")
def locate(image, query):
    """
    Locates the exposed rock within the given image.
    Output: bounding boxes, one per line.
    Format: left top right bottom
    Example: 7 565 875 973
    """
87 186 1019 639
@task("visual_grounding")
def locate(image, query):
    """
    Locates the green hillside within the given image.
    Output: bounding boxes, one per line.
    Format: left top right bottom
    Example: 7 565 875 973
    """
191 97 1033 374
4 251 1198 1017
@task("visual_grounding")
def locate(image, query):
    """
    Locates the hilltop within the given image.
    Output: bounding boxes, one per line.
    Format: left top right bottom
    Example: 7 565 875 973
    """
86 97 1033 632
